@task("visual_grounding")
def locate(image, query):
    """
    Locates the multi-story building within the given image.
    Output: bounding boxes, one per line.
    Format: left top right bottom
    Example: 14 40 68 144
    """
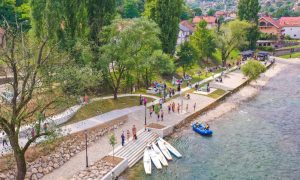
279 17 300 39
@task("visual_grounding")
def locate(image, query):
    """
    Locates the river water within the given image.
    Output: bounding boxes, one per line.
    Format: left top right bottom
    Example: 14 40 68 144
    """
124 60 300 180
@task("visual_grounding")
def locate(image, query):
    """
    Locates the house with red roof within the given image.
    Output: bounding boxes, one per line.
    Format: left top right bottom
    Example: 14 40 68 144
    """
192 16 217 29
258 16 282 38
279 17 300 39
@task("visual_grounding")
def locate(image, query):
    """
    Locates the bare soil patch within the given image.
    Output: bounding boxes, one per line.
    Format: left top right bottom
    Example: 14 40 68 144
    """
147 123 165 129
102 156 123 166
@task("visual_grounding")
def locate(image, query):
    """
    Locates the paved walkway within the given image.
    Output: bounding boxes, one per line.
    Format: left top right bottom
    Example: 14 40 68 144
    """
42 67 249 180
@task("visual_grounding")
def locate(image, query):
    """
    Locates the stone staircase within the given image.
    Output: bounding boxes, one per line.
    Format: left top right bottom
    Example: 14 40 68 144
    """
113 131 159 167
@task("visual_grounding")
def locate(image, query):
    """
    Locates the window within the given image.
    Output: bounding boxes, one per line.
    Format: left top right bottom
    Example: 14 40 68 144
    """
259 22 266 26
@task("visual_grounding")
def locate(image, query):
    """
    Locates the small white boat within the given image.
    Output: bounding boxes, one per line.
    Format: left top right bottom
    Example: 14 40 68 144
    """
144 148 151 175
157 139 173 161
158 137 182 158
152 142 168 166
148 146 162 169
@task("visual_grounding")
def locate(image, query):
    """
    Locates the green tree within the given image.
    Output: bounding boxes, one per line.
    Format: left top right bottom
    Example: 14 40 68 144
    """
241 60 266 80
123 0 140 18
109 133 117 160
145 0 183 55
190 20 216 63
98 18 167 98
176 42 197 77
0 25 68 180
86 0 116 44
215 20 252 66
207 8 216 16
193 7 202 16
238 0 260 49
0 0 30 30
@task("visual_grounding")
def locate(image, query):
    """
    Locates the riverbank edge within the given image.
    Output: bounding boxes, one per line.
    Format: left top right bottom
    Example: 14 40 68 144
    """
103 61 275 179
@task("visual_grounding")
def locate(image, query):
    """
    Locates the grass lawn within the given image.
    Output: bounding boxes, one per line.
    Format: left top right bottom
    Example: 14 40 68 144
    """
206 89 227 99
276 44 300 50
212 49 240 65
66 96 154 125
279 52 300 59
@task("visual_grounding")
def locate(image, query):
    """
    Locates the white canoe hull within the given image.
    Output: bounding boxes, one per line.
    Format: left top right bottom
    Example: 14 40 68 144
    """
149 149 162 169
157 139 173 161
158 137 182 158
144 149 151 175
152 142 168 166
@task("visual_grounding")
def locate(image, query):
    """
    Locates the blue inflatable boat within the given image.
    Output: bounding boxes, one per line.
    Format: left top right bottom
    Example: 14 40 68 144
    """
192 123 213 136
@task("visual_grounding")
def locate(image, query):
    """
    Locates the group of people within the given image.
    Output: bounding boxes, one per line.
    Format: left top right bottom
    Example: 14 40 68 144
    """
121 125 137 146
149 103 165 121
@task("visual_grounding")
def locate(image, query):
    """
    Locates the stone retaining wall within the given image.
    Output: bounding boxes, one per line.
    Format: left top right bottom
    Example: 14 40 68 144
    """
0 117 128 180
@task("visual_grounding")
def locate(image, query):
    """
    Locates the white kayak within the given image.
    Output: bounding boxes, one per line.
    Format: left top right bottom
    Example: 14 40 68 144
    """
157 139 173 161
158 137 182 158
144 148 151 175
152 142 168 166
149 147 162 169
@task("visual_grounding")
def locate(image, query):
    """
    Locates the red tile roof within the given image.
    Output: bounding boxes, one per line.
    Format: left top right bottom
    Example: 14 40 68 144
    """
215 11 226 17
192 16 216 25
279 17 300 27
180 20 195 32
259 16 281 28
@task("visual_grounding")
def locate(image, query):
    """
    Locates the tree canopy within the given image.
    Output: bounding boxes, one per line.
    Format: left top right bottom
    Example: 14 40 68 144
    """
144 0 183 55
215 20 252 66
190 20 216 63
242 60 266 80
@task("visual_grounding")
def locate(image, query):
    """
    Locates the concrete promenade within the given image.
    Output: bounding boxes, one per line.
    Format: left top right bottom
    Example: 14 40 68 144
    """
42 64 257 180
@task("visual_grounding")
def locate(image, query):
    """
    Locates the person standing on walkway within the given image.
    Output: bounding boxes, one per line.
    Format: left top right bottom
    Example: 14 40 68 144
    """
177 103 180 114
161 109 164 121
132 125 137 140
121 131 125 146
194 102 196 111
186 104 189 112
168 104 171 114
126 130 130 141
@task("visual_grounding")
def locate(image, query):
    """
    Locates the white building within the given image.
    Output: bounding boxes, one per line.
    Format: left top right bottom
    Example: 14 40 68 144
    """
177 20 195 45
279 17 300 39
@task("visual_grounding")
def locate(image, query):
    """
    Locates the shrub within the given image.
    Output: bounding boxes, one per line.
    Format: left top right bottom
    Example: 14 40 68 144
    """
242 60 267 80
257 46 275 52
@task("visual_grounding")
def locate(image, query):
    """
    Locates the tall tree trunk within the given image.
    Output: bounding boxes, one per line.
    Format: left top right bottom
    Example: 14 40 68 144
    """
16 152 27 180
113 89 118 100
10 135 27 180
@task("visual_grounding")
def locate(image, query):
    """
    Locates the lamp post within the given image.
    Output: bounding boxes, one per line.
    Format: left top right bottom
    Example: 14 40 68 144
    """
144 97 147 131
85 130 88 167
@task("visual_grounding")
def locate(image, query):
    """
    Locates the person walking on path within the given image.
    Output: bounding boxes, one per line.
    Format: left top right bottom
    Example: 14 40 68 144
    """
2 132 8 147
172 102 175 112
121 131 125 146
186 103 189 113
149 107 153 118
159 99 163 109
177 103 180 114
132 125 137 140
194 102 196 111
126 130 130 141
168 104 171 114
161 109 164 121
